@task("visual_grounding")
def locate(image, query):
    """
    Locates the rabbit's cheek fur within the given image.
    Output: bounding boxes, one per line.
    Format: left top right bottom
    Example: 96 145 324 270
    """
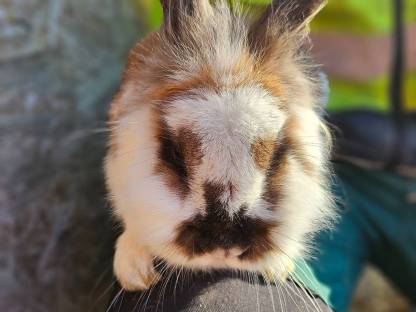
105 107 196 246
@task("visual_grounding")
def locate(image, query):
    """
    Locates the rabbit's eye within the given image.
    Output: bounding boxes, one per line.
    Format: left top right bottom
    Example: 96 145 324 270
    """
161 138 188 183
170 145 186 171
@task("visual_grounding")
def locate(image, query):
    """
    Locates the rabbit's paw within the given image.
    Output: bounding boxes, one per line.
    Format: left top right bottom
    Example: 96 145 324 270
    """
263 253 296 284
113 233 160 291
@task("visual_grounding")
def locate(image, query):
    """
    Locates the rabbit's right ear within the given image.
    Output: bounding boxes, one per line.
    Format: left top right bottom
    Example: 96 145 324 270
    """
249 0 327 53
257 0 327 33
161 0 212 34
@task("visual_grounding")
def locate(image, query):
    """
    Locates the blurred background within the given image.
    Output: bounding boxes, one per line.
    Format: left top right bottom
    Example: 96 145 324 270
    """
0 0 413 311
0 1 140 311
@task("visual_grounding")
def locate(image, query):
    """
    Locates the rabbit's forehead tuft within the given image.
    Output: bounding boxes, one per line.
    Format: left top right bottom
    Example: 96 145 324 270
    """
163 86 286 145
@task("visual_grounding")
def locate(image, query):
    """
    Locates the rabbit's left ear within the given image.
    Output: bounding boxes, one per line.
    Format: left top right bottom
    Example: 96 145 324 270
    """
160 0 211 34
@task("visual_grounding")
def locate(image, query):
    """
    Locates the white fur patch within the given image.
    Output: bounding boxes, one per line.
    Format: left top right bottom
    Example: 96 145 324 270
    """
105 106 194 247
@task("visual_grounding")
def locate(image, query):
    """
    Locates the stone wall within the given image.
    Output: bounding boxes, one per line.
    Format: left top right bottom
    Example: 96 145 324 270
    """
0 1 141 311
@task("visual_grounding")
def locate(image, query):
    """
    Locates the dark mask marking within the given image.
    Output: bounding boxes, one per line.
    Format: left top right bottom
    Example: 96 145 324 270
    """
175 182 276 261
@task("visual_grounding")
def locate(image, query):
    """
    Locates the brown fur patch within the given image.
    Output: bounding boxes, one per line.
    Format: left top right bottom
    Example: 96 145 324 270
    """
177 127 203 178
251 138 276 170
236 218 276 261
262 118 321 206
150 67 219 104
283 117 318 176
263 136 291 206
153 107 203 199
174 182 277 261
154 140 191 200
257 72 285 99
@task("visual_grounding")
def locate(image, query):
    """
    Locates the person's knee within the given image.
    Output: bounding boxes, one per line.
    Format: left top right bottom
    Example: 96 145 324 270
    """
181 277 332 312
107 271 333 311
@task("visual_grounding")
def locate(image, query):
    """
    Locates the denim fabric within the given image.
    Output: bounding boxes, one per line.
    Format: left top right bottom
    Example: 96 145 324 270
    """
295 162 416 312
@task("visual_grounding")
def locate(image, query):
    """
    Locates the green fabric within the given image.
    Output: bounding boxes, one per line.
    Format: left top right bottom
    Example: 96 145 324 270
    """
326 77 391 113
311 0 393 34
293 162 416 312
291 259 334 309
326 69 416 113
404 72 416 110
405 0 416 23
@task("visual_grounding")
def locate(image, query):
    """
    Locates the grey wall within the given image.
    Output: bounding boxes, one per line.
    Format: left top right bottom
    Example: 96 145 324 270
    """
0 1 141 311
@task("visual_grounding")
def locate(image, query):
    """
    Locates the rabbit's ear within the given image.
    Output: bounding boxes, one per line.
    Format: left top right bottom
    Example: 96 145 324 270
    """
249 0 326 51
161 0 211 34
262 0 326 32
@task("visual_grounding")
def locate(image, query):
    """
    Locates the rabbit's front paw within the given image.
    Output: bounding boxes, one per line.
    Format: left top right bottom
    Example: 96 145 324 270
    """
113 233 160 291
263 253 295 283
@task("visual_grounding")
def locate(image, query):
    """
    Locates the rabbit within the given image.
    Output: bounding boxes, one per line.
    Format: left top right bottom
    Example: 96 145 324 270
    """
105 0 334 291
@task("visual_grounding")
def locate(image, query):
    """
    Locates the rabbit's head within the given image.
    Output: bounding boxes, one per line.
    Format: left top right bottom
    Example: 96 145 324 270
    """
106 0 333 276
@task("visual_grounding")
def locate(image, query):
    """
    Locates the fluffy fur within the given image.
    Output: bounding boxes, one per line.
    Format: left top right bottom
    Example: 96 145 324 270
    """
105 0 334 291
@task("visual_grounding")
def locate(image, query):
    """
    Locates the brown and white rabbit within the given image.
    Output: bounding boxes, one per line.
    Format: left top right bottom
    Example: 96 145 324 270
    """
105 0 334 291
